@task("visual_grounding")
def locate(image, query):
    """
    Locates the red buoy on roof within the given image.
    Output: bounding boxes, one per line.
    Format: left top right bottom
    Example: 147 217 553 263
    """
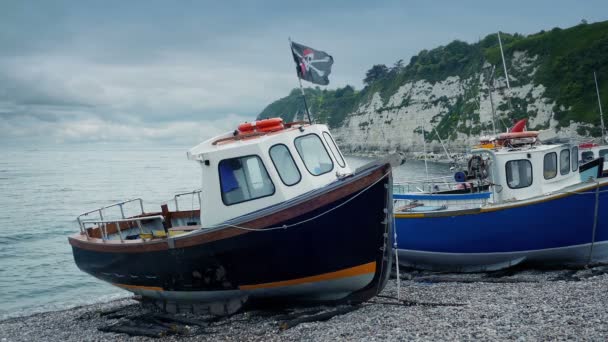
579 142 599 149
238 118 284 134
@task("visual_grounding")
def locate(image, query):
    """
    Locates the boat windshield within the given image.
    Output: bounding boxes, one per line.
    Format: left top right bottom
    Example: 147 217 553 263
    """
294 134 334 176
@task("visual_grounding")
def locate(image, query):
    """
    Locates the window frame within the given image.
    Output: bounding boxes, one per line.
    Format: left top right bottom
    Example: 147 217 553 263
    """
582 151 595 163
572 146 579 171
218 154 276 206
505 159 533 189
560 149 570 176
268 143 302 186
322 131 346 168
294 133 335 176
543 152 557 180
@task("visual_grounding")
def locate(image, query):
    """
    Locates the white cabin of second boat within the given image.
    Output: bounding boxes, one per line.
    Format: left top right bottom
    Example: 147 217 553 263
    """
473 143 583 203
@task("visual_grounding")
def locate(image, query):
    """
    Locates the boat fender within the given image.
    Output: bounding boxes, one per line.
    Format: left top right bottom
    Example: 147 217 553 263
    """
454 171 467 183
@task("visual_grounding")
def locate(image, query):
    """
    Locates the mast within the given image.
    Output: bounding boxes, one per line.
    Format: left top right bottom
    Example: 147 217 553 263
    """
433 126 452 162
422 121 429 183
594 71 606 143
497 32 511 89
498 31 514 129
487 65 498 136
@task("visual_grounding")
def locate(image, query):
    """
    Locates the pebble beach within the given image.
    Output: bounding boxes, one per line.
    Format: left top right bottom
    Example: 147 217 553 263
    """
3 266 608 341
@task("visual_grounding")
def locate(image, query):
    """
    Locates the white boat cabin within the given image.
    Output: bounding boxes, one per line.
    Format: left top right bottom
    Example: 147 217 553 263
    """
187 120 352 227
472 143 589 204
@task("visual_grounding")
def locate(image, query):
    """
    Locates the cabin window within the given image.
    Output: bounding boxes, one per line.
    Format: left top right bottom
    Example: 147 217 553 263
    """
294 134 334 176
582 151 595 163
505 160 532 189
218 155 275 206
269 144 301 186
560 149 570 175
600 149 608 160
322 132 346 168
572 146 579 171
543 152 557 180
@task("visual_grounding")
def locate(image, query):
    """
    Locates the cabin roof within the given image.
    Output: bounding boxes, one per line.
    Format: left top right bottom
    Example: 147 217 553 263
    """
472 143 569 157
188 122 316 160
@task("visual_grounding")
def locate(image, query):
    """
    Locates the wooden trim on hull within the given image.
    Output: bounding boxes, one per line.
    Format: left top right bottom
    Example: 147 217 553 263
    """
68 165 390 253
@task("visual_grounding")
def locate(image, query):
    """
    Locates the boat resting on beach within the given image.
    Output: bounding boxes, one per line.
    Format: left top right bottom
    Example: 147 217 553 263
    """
394 130 608 272
68 119 394 315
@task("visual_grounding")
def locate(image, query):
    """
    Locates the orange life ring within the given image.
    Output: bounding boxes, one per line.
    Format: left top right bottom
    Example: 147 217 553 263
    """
238 118 284 133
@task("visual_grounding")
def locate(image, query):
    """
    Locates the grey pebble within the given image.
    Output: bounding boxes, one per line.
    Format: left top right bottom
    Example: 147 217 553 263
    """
1 268 608 341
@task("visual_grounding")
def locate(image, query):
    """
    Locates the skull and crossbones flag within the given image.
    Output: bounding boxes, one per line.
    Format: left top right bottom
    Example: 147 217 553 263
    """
291 41 334 85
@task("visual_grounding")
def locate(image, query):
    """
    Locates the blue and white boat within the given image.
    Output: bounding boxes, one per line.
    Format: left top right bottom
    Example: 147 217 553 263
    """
394 136 607 272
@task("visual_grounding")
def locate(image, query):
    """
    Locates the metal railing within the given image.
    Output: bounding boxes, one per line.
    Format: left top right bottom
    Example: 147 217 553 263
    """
76 190 202 240
393 175 493 195
172 189 202 211
77 198 145 239
79 215 164 242
394 176 461 194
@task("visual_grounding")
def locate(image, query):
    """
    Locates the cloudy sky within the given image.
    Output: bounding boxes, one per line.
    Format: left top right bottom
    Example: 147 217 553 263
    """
1 1 607 146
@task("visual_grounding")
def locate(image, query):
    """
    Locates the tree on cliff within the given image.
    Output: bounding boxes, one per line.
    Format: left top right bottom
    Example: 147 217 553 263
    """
363 64 389 86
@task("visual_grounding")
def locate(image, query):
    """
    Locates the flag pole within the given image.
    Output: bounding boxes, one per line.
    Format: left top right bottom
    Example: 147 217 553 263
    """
289 38 312 124
298 77 313 124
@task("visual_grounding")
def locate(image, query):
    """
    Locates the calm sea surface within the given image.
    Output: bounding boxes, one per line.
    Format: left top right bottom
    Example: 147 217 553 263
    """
0 145 450 319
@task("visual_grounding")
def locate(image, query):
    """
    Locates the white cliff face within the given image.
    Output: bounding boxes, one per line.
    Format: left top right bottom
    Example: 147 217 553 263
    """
333 51 591 155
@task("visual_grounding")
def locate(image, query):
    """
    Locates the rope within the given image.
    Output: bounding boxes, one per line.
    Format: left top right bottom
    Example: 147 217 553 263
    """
207 171 391 232
393 213 401 301
588 181 601 265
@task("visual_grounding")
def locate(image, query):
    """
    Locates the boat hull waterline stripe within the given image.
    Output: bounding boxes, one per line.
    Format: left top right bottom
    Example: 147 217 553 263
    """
238 262 376 290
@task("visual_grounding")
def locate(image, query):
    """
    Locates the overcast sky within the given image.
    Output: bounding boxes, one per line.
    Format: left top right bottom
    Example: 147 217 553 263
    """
1 0 607 146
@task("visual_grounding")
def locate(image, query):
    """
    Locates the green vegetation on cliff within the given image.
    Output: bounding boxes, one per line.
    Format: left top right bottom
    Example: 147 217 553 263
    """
258 20 608 139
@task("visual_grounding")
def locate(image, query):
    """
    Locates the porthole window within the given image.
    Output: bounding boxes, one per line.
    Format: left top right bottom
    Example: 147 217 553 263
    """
269 144 301 186
544 152 557 180
506 159 532 189
560 149 570 175
572 146 579 171
219 155 275 206
322 132 346 168
294 134 334 176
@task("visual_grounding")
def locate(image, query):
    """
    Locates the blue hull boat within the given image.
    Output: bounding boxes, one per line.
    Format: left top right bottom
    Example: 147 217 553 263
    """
395 181 608 271
394 139 608 272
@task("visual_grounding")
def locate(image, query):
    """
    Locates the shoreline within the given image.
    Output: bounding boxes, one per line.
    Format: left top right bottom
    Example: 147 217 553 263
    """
3 266 608 341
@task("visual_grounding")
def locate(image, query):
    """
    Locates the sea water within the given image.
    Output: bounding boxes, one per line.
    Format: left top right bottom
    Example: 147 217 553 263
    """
0 145 450 319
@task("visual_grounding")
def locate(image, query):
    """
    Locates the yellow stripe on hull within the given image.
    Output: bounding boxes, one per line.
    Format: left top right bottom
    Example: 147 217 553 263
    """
239 261 376 290
115 283 163 292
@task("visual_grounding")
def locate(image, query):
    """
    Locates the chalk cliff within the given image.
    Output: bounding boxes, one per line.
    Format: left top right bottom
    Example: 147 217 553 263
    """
258 21 608 155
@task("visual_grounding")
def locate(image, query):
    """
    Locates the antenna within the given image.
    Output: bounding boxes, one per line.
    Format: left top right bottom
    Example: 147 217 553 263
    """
594 71 606 143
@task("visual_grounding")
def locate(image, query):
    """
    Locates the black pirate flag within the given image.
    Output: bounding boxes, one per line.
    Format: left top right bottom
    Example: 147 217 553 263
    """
291 41 333 85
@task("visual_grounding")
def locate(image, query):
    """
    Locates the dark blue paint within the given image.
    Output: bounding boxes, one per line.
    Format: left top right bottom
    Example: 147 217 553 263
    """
396 187 608 253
